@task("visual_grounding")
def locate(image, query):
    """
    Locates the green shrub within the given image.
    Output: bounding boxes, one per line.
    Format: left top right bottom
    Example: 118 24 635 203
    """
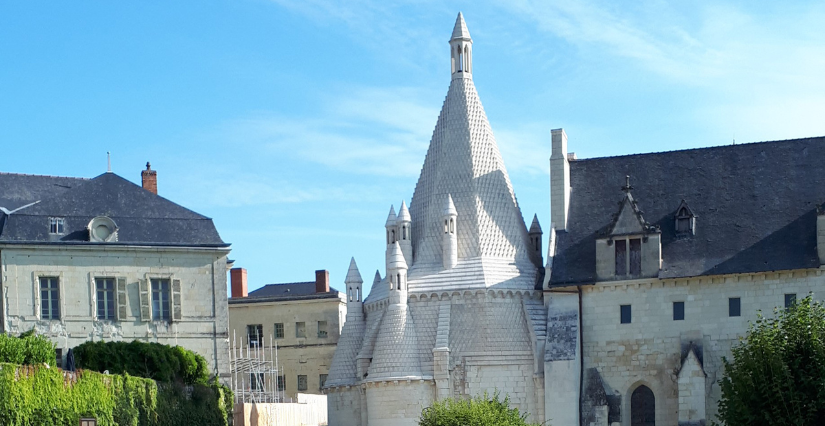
418 392 541 426
73 340 210 385
0 332 56 365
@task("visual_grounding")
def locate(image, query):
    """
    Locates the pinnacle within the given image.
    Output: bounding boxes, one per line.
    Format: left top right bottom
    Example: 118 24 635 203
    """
385 205 397 227
373 270 382 285
529 214 542 233
345 257 363 284
444 194 457 216
397 201 411 222
451 12 471 41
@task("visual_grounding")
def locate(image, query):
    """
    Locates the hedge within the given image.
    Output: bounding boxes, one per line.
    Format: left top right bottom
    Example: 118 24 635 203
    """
0 362 232 426
0 332 57 365
73 340 210 385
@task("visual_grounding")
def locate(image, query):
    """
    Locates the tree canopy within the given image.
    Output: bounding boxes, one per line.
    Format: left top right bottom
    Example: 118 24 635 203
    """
418 392 542 426
717 294 825 426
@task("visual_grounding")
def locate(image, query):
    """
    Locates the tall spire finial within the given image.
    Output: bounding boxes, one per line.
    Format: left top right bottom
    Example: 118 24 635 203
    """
107 152 111 173
451 12 471 41
449 12 473 77
622 175 633 193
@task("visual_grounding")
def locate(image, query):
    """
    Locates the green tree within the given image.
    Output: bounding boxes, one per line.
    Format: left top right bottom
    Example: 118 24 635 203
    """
717 294 825 426
418 392 543 426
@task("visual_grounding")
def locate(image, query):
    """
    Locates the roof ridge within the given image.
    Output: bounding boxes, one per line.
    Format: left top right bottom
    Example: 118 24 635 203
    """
0 171 89 180
574 135 825 163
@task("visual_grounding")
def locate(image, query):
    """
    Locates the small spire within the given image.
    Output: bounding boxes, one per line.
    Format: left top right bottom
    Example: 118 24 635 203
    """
373 270 382 286
621 175 633 194
444 194 457 216
388 242 408 269
107 152 112 173
529 214 542 234
385 205 397 226
451 12 471 41
345 257 363 284
397 201 411 222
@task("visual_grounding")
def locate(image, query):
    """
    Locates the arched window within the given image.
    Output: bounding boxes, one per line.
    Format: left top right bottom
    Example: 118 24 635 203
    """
464 45 470 72
444 220 449 233
631 385 655 426
348 287 352 302
396 274 401 290
356 288 360 302
457 46 464 72
389 275 394 290
387 230 390 244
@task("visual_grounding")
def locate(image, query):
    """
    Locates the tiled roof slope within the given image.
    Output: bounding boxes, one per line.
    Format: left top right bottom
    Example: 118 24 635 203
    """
0 172 226 247
325 317 365 386
408 75 539 283
245 282 341 299
0 172 87 210
550 137 825 285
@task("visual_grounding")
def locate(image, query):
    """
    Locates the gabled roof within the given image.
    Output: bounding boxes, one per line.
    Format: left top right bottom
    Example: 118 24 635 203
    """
550 136 825 285
0 172 226 247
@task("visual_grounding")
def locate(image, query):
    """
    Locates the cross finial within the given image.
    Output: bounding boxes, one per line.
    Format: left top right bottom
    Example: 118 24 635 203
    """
621 175 633 193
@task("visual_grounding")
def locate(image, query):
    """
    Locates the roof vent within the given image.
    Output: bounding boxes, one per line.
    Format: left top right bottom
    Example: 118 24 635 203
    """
88 216 118 242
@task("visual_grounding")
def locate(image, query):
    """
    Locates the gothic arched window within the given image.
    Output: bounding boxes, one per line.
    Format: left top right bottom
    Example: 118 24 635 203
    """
631 385 655 426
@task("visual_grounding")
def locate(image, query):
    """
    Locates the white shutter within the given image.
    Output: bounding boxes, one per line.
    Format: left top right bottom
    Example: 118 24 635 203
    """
171 279 182 321
139 279 151 322
116 277 129 321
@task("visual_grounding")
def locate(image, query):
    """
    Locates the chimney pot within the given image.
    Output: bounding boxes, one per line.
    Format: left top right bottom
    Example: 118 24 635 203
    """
315 270 330 293
141 162 158 195
230 268 248 298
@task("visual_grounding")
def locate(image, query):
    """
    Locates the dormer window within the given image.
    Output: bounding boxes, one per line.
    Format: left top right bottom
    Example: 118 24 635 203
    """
614 237 641 277
675 200 696 237
49 217 65 234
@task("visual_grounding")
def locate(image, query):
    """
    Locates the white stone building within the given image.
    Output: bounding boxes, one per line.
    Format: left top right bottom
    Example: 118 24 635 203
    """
0 166 231 379
325 13 548 426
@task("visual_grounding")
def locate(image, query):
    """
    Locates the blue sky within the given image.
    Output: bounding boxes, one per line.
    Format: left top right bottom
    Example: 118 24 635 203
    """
2 1 825 297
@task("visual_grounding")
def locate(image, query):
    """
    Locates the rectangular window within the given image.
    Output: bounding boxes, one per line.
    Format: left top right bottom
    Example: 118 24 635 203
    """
247 324 263 347
729 297 741 317
96 278 116 320
673 301 684 321
55 348 63 369
274 323 284 339
296 322 306 338
277 375 285 391
620 304 631 324
151 279 171 320
49 217 65 234
785 293 797 309
297 375 308 391
40 277 60 320
317 321 328 338
629 238 641 276
319 374 328 389
615 240 627 276
250 372 265 391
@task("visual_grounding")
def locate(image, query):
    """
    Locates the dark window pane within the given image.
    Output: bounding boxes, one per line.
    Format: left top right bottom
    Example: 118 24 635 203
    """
620 305 632 324
673 301 684 321
785 294 797 309
615 240 627 276
629 239 641 275
729 298 741 317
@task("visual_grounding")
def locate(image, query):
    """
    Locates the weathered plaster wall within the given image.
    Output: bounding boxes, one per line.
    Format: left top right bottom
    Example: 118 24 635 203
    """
365 380 433 426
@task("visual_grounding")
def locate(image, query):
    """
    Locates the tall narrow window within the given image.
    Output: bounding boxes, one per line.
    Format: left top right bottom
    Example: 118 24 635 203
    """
96 278 116 320
396 274 401 290
250 372 265 391
615 240 627 276
274 323 285 339
319 374 328 389
297 375 308 391
247 324 263 347
40 277 60 320
277 375 286 391
673 301 684 321
317 321 328 338
729 297 741 317
296 322 306 338
620 304 632 324
151 278 171 321
55 348 63 369
403 226 407 240
785 293 797 309
629 238 642 276
631 385 655 426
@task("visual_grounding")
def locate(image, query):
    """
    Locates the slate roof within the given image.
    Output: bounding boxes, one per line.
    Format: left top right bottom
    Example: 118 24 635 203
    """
550 136 825 285
0 171 226 247
246 281 341 298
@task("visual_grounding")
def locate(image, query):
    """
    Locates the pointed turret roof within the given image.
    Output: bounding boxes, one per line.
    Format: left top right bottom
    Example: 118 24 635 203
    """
385 205 397 227
388 241 408 270
397 201 411 222
373 270 382 285
451 12 471 41
529 214 542 234
345 257 363 284
443 194 457 216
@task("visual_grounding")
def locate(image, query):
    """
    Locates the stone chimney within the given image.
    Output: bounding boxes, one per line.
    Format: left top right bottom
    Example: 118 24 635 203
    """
141 162 158 195
230 268 248 298
315 270 330 293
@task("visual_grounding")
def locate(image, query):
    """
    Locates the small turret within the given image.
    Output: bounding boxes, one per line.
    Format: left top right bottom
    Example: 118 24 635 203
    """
528 214 543 265
387 242 408 305
450 12 473 79
397 201 413 266
442 194 458 269
385 205 397 275
344 257 364 321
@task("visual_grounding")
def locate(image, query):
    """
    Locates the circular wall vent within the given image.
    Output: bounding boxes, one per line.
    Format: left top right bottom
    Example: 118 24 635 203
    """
87 216 118 242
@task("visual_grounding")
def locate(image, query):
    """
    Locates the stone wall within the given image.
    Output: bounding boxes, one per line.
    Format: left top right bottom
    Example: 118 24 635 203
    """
326 387 362 426
579 269 825 425
0 245 230 378
365 380 434 426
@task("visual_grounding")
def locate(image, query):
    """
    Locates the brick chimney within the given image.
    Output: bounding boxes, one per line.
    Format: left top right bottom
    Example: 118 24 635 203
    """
315 270 329 293
141 162 158 194
230 268 248 298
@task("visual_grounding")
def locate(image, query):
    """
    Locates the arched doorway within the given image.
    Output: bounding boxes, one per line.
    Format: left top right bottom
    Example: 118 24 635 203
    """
631 385 655 426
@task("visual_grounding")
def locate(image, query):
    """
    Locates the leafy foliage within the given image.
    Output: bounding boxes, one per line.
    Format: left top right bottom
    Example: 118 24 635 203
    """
0 362 232 426
419 392 542 426
73 340 210 385
717 294 825 426
0 332 56 365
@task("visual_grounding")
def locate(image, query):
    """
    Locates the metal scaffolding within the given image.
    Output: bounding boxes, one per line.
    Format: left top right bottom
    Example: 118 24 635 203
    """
229 329 287 404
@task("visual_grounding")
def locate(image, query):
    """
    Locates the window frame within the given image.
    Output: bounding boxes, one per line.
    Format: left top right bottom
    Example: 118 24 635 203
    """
319 374 328 389
297 374 308 391
247 324 264 348
613 237 643 277
95 277 117 321
295 321 306 338
249 372 265 391
277 375 286 392
317 320 328 338
785 293 797 309
49 217 65 234
39 275 61 320
672 301 685 321
274 323 285 339
620 304 632 324
729 297 741 317
151 278 172 321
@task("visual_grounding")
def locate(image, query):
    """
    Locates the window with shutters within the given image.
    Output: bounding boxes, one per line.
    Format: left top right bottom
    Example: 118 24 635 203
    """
151 278 171 321
40 277 60 320
96 278 116 320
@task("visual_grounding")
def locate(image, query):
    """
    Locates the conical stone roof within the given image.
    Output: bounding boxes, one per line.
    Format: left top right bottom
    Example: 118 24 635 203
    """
451 12 471 40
